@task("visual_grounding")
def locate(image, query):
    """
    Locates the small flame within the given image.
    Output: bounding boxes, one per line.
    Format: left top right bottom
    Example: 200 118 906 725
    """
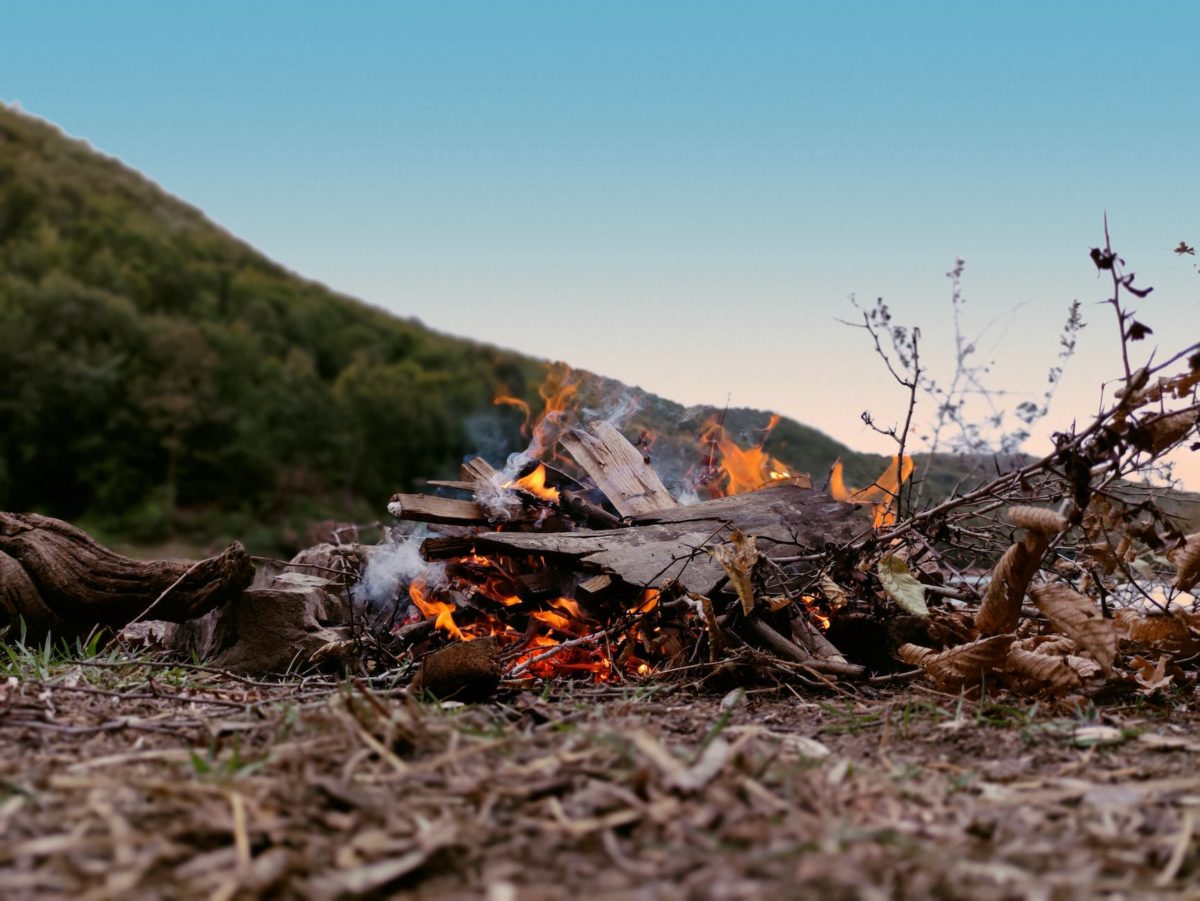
829 455 914 527
800 594 831 631
512 464 560 503
549 596 586 620
409 579 464 640
633 589 660 614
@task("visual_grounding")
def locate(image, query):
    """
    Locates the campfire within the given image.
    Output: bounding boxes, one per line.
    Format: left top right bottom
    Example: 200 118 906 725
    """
372 365 901 689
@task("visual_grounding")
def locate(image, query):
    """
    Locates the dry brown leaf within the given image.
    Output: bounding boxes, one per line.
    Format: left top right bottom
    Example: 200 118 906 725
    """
897 634 1014 689
709 530 759 617
974 532 1048 636
1142 408 1199 454
1130 654 1174 693
1030 583 1117 673
819 575 850 609
1005 646 1102 694
1115 609 1200 655
1170 533 1200 592
1008 505 1068 535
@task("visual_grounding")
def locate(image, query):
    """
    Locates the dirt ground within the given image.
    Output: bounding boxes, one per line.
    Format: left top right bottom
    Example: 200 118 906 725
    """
2 660 1199 900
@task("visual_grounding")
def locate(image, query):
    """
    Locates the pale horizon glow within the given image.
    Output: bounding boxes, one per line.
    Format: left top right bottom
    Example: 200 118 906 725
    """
3 1 1198 486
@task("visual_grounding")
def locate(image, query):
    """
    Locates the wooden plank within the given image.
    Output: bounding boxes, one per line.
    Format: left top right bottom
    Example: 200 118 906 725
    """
576 574 613 599
388 493 498 526
428 484 868 595
559 421 678 518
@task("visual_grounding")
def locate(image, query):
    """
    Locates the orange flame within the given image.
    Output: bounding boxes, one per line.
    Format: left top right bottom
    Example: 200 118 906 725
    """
513 463 560 503
698 416 795 496
409 579 464 640
829 455 914 527
800 594 831 631
528 363 580 459
494 394 532 436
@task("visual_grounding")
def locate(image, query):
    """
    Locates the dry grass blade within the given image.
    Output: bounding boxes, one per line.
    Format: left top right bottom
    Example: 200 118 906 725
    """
1170 533 1200 592
897 634 1014 689
1030 583 1117 673
709 529 759 616
1008 505 1068 535
1006 646 1102 694
974 532 1048 636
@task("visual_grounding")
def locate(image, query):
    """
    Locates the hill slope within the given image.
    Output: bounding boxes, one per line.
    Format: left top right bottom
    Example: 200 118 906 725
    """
0 105 880 552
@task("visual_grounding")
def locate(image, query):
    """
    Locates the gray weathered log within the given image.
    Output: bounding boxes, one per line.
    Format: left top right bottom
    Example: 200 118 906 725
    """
0 512 254 640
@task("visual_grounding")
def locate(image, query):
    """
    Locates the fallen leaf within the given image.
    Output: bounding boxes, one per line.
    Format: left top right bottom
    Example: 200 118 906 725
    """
877 554 928 617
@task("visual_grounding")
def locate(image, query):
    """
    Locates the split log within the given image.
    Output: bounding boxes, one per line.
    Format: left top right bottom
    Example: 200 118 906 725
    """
423 485 867 596
0 512 254 640
559 421 678 517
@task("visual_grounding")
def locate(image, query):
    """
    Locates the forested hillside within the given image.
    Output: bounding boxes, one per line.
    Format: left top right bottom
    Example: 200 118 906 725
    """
0 105 881 552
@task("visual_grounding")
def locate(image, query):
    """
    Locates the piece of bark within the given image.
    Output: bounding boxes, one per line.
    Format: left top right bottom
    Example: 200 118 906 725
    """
0 512 253 640
559 422 678 517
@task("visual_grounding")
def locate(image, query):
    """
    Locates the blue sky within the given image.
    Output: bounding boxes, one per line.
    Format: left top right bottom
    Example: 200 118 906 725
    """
4 1 1198 481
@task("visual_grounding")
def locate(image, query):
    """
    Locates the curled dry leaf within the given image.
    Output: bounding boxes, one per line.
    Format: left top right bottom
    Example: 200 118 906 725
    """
708 529 759 617
1008 505 1068 535
974 532 1049 636
1005 646 1102 694
897 633 1014 689
1170 533 1200 592
819 575 850 609
1029 583 1117 673
1013 634 1077 656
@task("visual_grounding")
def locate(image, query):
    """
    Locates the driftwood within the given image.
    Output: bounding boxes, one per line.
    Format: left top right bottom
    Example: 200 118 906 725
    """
0 512 253 640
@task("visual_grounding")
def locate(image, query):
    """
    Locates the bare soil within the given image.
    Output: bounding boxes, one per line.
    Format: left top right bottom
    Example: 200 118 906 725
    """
2 667 1199 899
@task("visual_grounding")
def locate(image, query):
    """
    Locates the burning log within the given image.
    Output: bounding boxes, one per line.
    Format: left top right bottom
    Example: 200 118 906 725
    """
0 512 253 641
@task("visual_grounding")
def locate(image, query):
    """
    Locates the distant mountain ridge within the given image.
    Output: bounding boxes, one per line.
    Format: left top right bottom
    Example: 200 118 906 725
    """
0 104 898 552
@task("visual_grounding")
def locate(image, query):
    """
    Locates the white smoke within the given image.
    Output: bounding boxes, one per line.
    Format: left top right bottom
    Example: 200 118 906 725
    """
353 533 447 609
